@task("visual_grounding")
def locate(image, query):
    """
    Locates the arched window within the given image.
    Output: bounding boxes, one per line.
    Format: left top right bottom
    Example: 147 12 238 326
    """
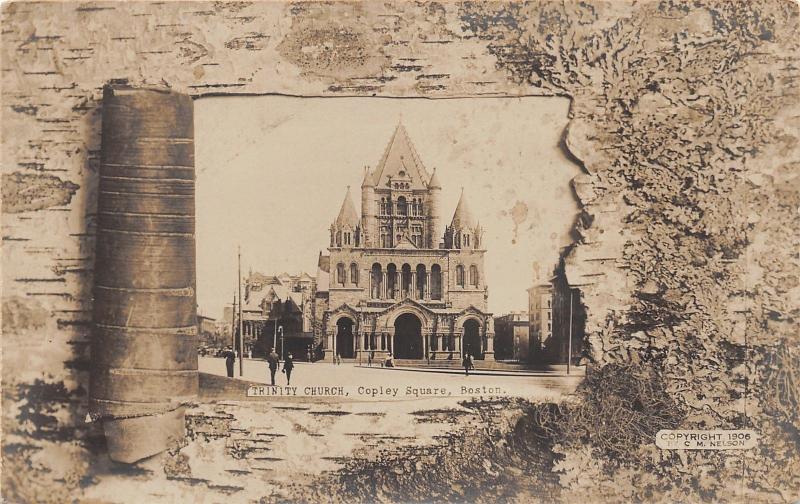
431 264 442 300
336 231 342 247
419 200 424 215
344 232 351 246
464 234 470 247
350 263 359 285
387 263 397 298
456 265 465 287
401 263 412 297
397 196 407 216
415 264 426 299
337 263 346 286
371 263 382 298
411 225 423 247
469 265 479 287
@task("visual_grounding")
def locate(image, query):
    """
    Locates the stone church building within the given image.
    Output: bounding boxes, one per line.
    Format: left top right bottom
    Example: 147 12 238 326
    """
314 123 494 362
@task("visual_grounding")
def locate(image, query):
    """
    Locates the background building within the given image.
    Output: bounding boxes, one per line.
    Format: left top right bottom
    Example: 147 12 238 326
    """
197 314 226 351
237 271 317 359
314 123 494 362
528 282 553 362
527 261 584 365
493 312 530 362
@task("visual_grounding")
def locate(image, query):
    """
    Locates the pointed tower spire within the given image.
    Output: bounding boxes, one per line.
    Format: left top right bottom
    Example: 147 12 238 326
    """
335 186 359 227
451 187 476 229
428 168 441 189
361 166 375 188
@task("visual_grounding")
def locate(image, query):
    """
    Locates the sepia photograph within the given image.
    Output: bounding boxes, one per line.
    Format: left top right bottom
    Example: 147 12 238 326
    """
2 0 798 503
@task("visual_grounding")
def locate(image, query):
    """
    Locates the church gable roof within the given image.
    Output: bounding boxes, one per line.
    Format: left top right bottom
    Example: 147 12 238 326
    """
456 305 488 317
371 123 431 190
394 233 418 249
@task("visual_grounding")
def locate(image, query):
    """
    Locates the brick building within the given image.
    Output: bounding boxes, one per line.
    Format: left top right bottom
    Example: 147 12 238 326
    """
527 261 584 365
527 282 553 362
314 123 494 362
493 312 530 362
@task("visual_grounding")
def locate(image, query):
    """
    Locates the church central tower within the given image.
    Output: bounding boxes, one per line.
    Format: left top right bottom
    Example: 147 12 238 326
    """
356 123 442 250
317 121 494 364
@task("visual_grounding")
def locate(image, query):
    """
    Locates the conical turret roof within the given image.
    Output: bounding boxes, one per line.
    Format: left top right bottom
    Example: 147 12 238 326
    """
371 122 431 189
450 188 476 229
428 168 441 189
335 186 359 227
361 166 375 188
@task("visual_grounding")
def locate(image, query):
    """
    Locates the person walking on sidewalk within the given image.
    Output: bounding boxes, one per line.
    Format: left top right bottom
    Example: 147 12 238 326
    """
267 347 279 386
462 354 471 376
282 353 294 385
224 346 236 378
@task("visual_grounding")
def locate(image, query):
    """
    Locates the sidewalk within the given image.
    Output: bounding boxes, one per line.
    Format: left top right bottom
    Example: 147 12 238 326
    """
354 364 586 378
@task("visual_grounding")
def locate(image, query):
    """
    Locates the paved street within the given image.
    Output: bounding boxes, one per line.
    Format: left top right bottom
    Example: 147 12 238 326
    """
198 356 581 402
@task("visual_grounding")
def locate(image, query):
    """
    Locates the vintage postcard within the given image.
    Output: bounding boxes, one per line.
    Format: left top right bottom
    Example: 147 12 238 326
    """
2 1 798 503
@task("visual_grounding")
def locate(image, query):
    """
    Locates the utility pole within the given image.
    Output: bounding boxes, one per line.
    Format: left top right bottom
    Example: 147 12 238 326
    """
238 246 244 377
567 289 573 376
273 318 277 352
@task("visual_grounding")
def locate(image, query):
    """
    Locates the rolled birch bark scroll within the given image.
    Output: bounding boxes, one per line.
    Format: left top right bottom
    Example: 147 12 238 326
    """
90 85 198 463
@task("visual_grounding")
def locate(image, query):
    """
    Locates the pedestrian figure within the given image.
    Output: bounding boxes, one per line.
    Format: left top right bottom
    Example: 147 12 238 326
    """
224 346 235 378
469 353 475 372
462 354 471 376
306 346 312 363
282 353 294 385
267 347 279 386
368 350 374 367
335 353 341 365
385 352 394 368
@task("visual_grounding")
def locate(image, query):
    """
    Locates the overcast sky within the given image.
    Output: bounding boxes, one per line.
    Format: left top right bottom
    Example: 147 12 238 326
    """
195 96 580 319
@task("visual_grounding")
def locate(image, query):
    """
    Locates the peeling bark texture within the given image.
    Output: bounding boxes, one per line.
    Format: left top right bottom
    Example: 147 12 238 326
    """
2 172 79 213
90 86 198 463
2 0 799 501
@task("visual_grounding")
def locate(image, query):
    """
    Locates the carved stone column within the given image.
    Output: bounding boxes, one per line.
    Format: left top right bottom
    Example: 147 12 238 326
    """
484 328 496 361
324 331 335 362
425 273 430 300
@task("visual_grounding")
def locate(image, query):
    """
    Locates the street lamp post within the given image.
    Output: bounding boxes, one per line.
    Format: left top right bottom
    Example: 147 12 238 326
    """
278 326 284 361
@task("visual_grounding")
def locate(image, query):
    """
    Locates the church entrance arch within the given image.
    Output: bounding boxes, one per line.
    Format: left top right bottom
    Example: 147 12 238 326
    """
336 317 355 359
463 319 482 360
393 313 423 359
